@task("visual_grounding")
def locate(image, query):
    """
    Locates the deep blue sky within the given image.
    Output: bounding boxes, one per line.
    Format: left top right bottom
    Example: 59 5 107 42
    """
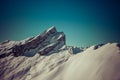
0 0 120 47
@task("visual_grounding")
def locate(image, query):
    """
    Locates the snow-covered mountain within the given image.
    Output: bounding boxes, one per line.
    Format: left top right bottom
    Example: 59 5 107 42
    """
0 27 120 80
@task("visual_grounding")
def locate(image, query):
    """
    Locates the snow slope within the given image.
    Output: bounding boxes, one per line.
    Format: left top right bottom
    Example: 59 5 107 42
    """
31 43 120 80
63 43 120 80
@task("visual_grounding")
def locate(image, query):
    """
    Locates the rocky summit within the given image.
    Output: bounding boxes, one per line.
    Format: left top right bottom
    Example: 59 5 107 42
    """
0 26 66 58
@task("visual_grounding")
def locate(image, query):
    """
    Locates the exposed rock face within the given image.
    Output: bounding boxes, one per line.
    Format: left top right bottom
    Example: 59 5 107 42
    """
117 43 120 49
0 41 17 58
67 46 84 54
93 43 105 50
0 26 66 58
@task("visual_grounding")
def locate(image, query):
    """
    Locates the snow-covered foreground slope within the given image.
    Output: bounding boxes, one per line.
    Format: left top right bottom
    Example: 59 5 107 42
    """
63 43 120 80
0 27 120 80
30 43 120 80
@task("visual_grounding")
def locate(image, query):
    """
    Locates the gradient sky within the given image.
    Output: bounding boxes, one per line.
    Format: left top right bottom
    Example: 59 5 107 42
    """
0 0 120 47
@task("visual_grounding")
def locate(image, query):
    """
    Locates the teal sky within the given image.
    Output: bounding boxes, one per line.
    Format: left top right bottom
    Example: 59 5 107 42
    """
0 0 120 47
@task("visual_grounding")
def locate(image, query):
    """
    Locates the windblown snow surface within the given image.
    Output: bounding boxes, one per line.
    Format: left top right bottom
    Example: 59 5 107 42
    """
0 27 120 80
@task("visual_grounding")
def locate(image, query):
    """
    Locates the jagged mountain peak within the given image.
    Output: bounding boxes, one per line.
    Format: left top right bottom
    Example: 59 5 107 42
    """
0 26 66 58
0 27 120 80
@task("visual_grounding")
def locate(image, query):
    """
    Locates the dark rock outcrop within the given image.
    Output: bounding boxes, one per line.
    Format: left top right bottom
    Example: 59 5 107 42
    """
93 44 104 50
0 26 66 58
67 46 83 54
